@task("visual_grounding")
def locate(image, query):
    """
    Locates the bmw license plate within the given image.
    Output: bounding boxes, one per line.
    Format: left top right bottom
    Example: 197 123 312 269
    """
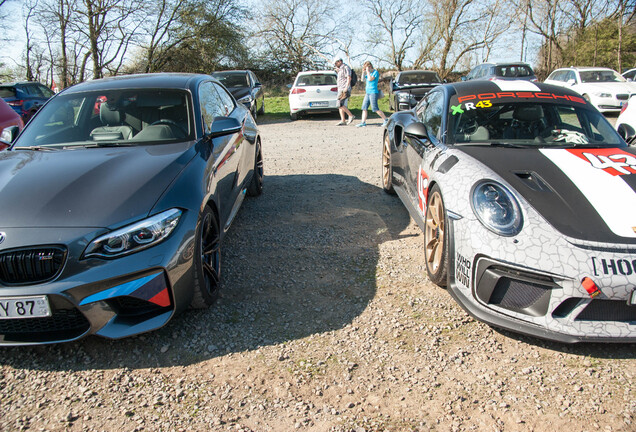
630 289 636 306
0 296 51 319
309 102 328 107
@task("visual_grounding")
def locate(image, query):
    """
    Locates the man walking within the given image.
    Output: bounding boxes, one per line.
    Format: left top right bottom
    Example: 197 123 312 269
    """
334 57 354 126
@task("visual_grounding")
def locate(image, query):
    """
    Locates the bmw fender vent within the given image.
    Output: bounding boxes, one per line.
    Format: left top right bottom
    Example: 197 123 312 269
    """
0 246 67 285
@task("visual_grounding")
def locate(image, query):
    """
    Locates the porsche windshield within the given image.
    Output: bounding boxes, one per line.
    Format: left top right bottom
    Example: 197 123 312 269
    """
14 89 194 148
448 96 623 147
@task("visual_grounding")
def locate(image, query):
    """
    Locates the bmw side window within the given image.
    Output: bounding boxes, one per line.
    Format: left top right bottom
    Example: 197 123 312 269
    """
213 83 235 116
199 82 226 133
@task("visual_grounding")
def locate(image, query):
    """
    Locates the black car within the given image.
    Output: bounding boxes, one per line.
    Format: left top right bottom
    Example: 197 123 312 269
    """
211 70 265 120
389 70 442 111
462 62 537 82
382 80 636 342
0 73 264 345
0 81 55 122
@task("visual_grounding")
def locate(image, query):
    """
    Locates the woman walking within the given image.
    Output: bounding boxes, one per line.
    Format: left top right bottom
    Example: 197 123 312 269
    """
357 61 388 127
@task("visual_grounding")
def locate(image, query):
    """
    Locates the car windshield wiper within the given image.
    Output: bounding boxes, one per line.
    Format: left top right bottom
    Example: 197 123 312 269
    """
457 142 527 148
551 143 622 149
12 145 60 151
68 141 137 148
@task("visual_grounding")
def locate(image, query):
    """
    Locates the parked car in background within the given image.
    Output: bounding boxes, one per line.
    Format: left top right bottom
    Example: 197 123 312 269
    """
0 98 24 150
616 96 636 144
545 67 636 113
622 68 636 81
389 70 443 111
382 79 636 343
462 62 537 82
0 81 54 122
288 71 339 121
211 70 264 120
0 73 264 345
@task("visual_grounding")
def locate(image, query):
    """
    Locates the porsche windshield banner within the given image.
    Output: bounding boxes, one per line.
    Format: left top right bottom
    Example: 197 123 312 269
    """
540 148 636 239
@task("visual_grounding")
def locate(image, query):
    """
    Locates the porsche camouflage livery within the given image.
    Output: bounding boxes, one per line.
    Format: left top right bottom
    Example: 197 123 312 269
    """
382 79 636 343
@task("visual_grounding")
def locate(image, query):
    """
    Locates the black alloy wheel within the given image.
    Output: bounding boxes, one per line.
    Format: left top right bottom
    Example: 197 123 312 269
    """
190 206 221 308
247 141 264 197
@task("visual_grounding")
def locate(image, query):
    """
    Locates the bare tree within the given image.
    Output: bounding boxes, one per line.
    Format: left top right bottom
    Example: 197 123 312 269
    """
139 0 188 73
24 0 40 81
415 0 511 79
254 0 346 73
361 0 423 71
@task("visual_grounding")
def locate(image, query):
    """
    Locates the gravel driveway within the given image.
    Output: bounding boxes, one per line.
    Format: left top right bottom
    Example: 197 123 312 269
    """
1 115 634 432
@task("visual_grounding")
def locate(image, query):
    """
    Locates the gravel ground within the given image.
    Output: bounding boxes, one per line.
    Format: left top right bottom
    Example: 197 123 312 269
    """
1 114 635 432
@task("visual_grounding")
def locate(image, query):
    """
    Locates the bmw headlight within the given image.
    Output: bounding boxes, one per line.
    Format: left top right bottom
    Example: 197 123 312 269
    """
238 95 254 104
83 208 182 259
397 93 412 101
471 181 522 236
593 92 611 98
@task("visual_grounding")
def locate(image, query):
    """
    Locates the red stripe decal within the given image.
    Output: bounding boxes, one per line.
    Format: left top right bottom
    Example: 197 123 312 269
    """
566 148 636 177
149 288 171 307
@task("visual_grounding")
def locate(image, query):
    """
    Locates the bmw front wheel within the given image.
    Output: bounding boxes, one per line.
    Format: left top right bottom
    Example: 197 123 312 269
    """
190 206 221 308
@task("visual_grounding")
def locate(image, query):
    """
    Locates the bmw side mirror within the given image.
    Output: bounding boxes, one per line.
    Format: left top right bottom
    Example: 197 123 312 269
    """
286 84 292 89
0 126 20 143
208 117 241 138
404 122 429 140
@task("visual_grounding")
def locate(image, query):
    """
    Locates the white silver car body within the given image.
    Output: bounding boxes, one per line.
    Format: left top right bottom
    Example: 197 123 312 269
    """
288 71 339 120
545 67 636 113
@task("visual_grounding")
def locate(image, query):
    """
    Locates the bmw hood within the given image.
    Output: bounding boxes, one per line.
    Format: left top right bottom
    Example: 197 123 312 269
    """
458 146 636 244
0 143 195 228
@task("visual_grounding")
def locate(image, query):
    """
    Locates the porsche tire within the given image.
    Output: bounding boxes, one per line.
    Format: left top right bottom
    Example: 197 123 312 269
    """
190 206 221 308
424 184 448 287
382 134 396 195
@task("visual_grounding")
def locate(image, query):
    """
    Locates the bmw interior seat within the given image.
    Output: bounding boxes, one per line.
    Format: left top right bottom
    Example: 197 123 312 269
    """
90 104 134 141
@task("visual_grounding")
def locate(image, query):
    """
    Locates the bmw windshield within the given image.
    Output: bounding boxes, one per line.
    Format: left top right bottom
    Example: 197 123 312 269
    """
13 89 194 148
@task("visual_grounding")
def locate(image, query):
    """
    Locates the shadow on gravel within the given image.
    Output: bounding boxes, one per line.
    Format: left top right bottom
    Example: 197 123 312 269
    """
0 174 411 371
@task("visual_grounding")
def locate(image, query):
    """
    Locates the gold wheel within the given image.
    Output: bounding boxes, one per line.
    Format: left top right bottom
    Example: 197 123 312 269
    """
382 134 395 194
424 185 447 286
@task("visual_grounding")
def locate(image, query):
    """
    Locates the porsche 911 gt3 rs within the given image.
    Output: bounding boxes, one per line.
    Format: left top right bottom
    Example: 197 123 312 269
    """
382 79 636 343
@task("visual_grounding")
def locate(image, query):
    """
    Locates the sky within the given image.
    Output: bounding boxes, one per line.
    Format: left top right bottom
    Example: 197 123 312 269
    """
1 0 544 81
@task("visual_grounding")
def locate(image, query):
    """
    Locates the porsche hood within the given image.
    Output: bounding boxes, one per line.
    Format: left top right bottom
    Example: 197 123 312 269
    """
457 146 636 244
0 144 194 228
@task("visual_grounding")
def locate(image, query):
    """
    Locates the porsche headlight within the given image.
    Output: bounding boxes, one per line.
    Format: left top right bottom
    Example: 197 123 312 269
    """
238 95 253 104
471 181 522 236
83 208 182 259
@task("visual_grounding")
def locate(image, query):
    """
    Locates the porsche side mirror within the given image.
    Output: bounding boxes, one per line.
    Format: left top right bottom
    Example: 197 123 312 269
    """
404 122 429 140
208 117 241 138
618 124 636 146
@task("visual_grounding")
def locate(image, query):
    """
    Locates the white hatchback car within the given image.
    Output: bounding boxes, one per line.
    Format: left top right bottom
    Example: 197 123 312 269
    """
545 67 636 113
288 71 339 120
